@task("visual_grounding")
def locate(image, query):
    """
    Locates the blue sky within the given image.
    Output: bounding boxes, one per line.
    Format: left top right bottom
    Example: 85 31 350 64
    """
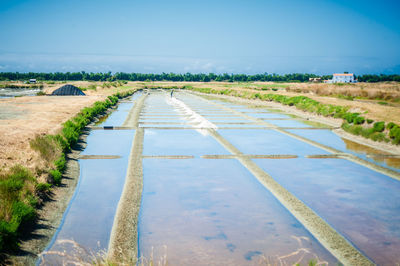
0 0 399 74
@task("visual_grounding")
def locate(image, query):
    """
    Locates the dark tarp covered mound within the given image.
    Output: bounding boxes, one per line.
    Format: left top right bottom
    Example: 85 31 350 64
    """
51 84 86 96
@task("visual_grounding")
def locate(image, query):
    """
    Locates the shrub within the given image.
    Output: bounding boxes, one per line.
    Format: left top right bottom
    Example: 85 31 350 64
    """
36 183 51 193
353 116 365 125
343 113 360 124
54 154 66 172
389 125 400 144
0 165 37 250
367 119 374 124
49 169 62 185
50 134 69 152
62 126 79 148
373 121 385 132
387 122 397 130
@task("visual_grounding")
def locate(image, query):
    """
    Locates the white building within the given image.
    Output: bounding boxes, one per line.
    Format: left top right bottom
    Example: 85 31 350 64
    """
29 79 37 84
331 73 355 83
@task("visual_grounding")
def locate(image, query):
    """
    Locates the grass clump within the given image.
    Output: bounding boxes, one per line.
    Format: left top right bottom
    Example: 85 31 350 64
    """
49 170 62 185
0 166 38 250
389 124 400 144
373 121 385 132
30 135 62 164
36 183 51 194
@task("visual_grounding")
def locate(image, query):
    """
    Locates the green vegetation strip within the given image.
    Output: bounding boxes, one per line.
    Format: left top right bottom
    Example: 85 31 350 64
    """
183 86 400 145
0 89 137 253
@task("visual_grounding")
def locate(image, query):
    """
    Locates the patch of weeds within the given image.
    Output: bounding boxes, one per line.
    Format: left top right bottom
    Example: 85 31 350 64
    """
0 165 37 250
342 122 390 143
36 183 51 193
387 122 397 130
377 101 388 105
54 154 66 172
30 135 62 164
49 170 62 185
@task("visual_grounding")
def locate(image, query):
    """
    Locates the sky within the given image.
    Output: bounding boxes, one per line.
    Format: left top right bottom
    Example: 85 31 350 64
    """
0 0 399 74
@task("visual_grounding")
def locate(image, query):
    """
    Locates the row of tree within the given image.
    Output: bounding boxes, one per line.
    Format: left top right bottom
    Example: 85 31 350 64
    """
0 72 399 83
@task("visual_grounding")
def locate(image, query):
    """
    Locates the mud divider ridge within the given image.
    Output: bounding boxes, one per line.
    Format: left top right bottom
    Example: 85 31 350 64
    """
122 93 148 127
107 128 144 262
108 92 147 262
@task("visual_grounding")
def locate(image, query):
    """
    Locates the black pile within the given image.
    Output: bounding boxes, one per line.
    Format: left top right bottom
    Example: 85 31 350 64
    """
51 84 85 96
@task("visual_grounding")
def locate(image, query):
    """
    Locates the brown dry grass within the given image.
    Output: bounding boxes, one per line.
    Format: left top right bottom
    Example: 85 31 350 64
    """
285 82 400 101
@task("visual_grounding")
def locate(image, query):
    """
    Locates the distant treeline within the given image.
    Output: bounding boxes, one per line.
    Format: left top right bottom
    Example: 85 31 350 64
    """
0 72 399 83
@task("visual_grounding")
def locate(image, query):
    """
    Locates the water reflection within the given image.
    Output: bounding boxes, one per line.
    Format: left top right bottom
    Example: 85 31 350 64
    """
342 138 400 169
254 157 400 265
139 159 337 265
